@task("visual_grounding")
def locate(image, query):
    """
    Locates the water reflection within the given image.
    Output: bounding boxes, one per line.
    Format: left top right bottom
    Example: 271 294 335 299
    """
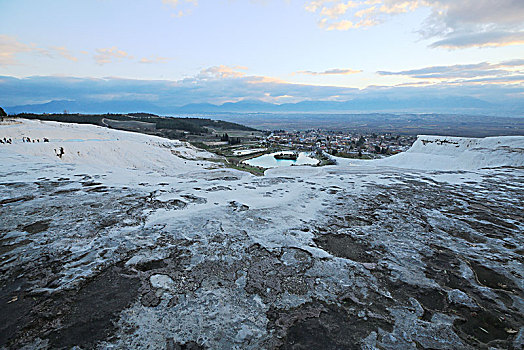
244 151 319 168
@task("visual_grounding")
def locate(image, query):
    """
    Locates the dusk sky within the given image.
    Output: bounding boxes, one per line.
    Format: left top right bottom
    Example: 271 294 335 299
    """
1 0 524 108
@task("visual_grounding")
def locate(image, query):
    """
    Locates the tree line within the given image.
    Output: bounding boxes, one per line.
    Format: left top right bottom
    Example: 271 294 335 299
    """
10 112 256 135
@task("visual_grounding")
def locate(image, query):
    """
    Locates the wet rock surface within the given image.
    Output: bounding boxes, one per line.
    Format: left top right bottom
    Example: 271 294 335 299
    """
1 164 523 349
47 266 140 349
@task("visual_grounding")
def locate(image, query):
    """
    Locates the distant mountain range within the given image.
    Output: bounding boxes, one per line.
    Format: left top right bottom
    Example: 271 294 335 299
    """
7 95 517 116
175 96 495 113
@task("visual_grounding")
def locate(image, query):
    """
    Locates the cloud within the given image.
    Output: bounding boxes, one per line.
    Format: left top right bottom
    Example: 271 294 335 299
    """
0 35 79 65
319 18 377 30
295 68 362 75
51 46 78 62
1 68 522 111
319 1 358 19
1 39 162 66
378 59 524 85
85 92 160 101
162 0 198 7
139 56 172 64
305 0 423 31
499 59 524 67
196 65 248 79
304 0 524 49
461 75 524 85
162 0 198 17
0 71 360 107
430 31 524 49
0 35 32 65
245 76 288 84
94 47 133 65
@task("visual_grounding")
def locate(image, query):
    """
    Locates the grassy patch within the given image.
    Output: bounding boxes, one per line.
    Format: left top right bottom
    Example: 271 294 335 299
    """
335 152 373 160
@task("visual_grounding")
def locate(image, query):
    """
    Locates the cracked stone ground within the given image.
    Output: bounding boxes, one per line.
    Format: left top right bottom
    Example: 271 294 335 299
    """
1 164 522 350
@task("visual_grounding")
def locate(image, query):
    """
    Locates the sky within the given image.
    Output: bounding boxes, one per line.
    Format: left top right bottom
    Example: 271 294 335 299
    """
1 0 523 110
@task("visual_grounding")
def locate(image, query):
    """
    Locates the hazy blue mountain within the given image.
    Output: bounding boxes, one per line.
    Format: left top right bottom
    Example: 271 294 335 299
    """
6 95 497 115
6 100 164 115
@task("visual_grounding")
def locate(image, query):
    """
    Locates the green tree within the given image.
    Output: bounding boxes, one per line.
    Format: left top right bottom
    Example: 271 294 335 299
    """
0 107 6 118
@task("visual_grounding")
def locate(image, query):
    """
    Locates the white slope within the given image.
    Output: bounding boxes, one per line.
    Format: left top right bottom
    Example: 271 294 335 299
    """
3 120 523 178
0 119 220 182
331 134 524 171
